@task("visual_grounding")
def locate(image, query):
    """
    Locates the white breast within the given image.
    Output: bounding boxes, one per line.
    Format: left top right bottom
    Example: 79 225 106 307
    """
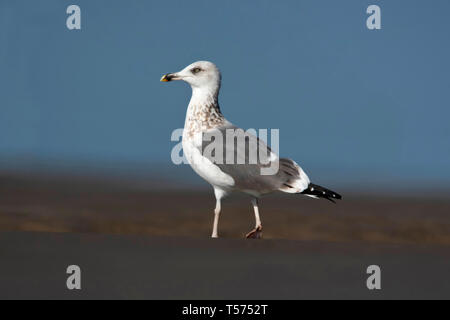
182 132 235 190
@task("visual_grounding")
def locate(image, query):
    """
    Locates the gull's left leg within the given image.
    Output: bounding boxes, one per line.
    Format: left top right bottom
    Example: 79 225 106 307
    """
211 187 226 238
246 198 262 239
211 197 221 238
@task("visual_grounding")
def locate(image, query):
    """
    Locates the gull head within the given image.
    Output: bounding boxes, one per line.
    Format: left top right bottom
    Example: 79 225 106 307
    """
160 61 221 91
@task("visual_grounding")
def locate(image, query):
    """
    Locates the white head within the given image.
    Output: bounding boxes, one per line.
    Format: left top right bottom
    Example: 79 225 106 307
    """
160 61 221 94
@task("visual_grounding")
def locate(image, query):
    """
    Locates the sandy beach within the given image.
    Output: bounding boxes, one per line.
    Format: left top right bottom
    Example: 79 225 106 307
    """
0 173 449 299
1 173 449 245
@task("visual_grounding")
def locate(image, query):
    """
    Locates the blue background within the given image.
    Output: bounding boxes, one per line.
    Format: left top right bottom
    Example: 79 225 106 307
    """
1 0 449 192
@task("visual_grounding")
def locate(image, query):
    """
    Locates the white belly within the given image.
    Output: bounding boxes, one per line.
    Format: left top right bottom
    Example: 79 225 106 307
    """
182 133 235 190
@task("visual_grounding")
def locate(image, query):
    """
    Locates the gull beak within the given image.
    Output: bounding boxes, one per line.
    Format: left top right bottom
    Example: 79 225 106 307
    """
160 73 180 82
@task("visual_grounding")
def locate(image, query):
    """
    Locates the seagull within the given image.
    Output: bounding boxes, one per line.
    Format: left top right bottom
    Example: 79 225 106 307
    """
161 61 342 239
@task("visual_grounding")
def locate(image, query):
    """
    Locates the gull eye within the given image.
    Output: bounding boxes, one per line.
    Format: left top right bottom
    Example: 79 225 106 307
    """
191 67 202 74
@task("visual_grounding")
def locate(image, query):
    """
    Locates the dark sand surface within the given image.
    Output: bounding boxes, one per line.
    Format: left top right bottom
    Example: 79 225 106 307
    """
0 231 449 299
0 173 449 299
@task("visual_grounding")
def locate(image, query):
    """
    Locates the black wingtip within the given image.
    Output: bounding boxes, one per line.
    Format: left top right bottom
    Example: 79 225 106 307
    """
301 183 342 203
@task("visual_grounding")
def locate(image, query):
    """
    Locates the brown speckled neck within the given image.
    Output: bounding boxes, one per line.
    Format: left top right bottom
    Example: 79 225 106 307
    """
184 91 225 139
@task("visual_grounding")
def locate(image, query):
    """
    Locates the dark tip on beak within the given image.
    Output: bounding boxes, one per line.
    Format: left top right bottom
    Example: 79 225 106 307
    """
160 73 173 82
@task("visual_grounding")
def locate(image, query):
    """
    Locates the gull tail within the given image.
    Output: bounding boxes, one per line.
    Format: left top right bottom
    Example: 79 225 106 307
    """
277 159 342 203
300 183 342 204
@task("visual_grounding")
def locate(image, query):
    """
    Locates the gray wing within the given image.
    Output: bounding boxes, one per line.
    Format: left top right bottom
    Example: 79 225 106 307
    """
199 123 303 194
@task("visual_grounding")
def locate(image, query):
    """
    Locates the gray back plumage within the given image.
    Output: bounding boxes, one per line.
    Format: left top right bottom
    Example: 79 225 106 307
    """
198 124 303 194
